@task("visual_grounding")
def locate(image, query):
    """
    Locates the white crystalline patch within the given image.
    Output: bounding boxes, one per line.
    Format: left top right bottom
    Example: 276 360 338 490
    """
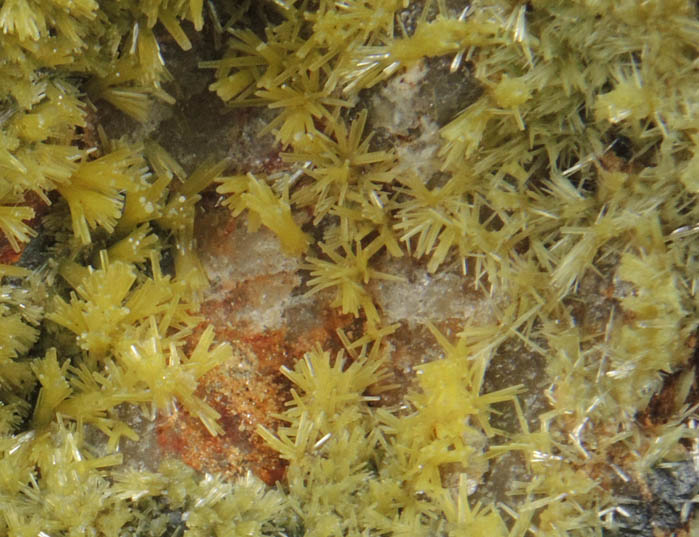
201 221 300 284
371 62 428 135
395 116 441 181
370 62 442 182
370 256 499 326
229 273 299 332
199 214 302 331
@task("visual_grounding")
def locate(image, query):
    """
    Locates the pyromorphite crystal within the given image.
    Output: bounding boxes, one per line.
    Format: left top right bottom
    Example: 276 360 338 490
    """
0 1 697 537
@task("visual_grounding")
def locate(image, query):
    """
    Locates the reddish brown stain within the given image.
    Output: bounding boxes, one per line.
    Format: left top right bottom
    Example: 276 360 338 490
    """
0 192 50 264
158 278 355 485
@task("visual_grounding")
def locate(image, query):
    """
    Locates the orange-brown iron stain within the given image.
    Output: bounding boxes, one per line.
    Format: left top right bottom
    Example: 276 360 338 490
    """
157 281 355 486
156 344 288 485
0 192 50 264
2 109 100 263
0 241 22 265
158 198 359 484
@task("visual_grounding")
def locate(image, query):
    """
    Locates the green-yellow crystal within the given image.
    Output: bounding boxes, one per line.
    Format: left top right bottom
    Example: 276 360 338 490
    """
0 1 697 536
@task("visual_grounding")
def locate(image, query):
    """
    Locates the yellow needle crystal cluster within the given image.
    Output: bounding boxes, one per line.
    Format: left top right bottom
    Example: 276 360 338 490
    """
0 1 698 536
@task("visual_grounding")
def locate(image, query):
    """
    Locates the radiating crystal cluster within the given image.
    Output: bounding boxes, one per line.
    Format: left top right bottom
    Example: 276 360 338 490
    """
0 1 697 536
